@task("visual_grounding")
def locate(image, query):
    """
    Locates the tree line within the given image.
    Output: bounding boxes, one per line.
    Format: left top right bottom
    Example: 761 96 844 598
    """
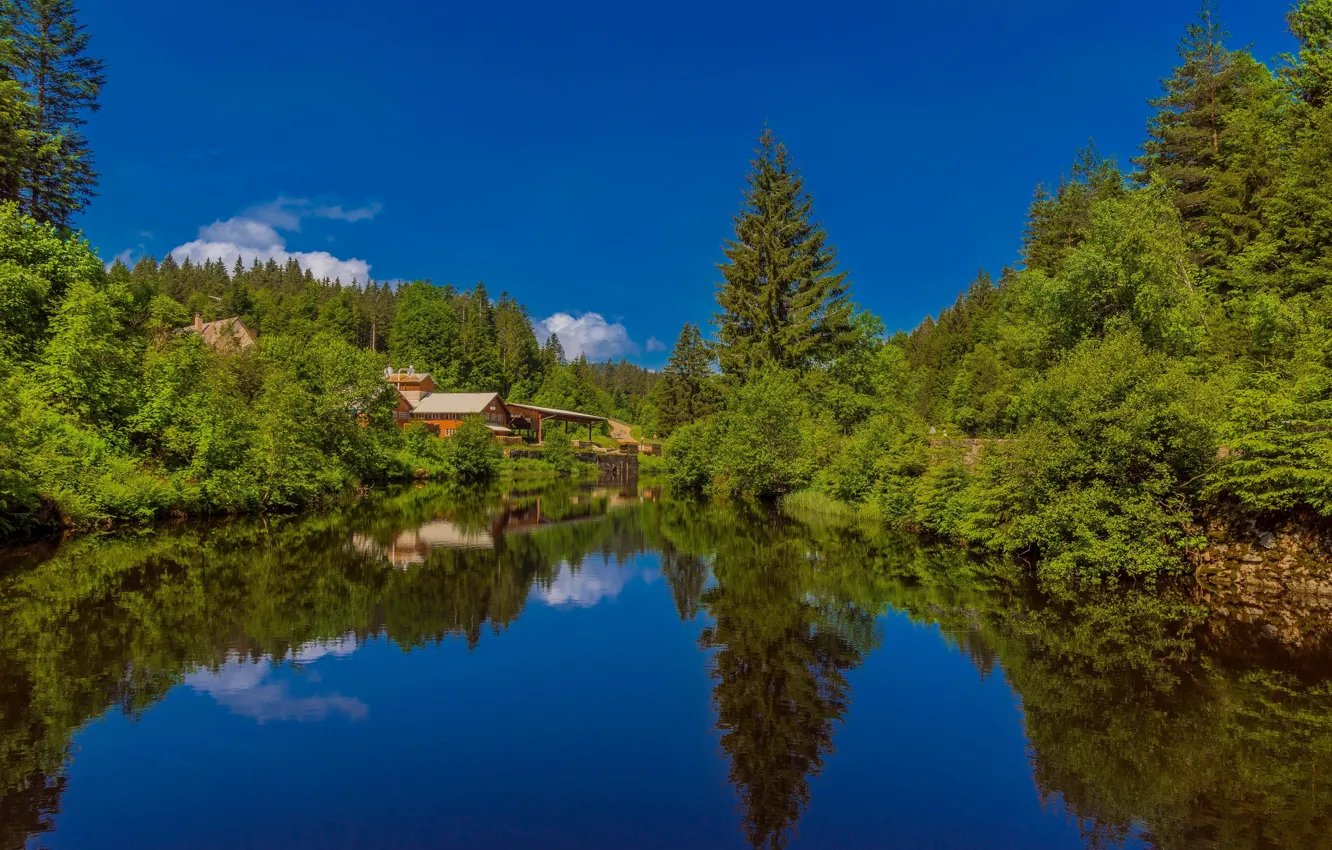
660 0 1332 582
140 252 661 420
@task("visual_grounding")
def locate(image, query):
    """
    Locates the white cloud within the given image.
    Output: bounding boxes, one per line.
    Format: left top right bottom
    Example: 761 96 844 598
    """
170 196 380 284
646 336 667 353
314 202 382 222
535 311 639 360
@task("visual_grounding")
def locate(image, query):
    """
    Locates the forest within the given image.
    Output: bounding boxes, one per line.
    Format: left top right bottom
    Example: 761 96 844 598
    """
2 0 1331 586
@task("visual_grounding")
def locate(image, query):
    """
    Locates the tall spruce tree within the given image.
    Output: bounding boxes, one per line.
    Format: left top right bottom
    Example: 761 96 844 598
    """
656 322 716 434
714 129 855 378
8 0 104 226
1136 1 1237 198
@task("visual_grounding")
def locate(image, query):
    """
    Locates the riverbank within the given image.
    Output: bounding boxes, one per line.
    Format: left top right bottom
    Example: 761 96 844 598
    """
0 455 606 546
781 487 1332 647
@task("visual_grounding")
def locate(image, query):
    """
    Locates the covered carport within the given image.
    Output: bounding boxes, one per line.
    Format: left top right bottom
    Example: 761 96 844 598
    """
505 402 607 443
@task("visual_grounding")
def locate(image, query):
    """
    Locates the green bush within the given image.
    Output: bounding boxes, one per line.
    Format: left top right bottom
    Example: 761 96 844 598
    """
396 421 455 478
443 416 502 482
710 369 819 500
542 425 577 476
1208 339 1332 517
12 381 172 526
664 419 718 492
955 331 1223 581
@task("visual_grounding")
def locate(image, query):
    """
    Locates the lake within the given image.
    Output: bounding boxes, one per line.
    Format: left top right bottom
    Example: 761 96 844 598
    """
2 478 1330 849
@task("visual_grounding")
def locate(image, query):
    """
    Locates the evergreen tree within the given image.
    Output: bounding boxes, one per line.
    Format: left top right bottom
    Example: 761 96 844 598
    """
1242 102 1332 295
539 332 565 372
1022 142 1124 276
1133 1 1277 267
458 281 501 390
0 25 38 206
8 0 104 226
494 293 542 397
389 280 460 384
1136 1 1237 197
1282 0 1332 108
715 129 855 378
656 322 716 434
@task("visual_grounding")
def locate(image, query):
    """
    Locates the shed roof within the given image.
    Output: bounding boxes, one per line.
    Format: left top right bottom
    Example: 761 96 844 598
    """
506 402 607 424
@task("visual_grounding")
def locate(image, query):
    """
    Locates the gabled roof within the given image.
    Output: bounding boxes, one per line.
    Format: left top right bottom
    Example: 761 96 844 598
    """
409 391 505 415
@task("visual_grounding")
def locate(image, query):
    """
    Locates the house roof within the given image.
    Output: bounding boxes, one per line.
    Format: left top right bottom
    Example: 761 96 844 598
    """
387 370 432 383
409 391 505 415
176 316 255 350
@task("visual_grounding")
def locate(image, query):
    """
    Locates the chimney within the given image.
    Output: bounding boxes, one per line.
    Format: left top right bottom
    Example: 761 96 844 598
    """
194 313 204 333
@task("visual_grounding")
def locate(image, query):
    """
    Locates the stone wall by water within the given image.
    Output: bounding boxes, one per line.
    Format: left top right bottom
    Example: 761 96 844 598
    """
1195 518 1332 648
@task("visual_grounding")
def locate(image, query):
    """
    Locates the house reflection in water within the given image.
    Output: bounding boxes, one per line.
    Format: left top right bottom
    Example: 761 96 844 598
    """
350 483 655 570
351 520 494 568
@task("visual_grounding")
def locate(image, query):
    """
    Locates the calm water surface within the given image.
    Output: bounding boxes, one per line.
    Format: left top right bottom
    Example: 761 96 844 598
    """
2 480 1330 849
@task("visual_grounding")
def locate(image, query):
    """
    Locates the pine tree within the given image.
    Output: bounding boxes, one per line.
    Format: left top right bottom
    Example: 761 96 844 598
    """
1205 54 1286 266
9 0 104 226
715 129 855 378
1136 1 1237 205
1243 103 1332 295
657 322 717 434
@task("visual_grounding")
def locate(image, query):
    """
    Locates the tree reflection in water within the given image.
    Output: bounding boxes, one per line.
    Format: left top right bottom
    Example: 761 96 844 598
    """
1 482 1332 849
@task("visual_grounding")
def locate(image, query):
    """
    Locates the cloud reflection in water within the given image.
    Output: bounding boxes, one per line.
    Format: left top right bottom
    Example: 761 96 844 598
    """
535 560 655 608
184 634 367 723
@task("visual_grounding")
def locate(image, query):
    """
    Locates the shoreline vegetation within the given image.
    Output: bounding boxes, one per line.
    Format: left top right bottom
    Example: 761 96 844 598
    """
1 1 1331 590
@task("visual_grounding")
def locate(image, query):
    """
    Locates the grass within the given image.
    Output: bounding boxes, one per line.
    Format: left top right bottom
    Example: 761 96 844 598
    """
780 489 856 523
590 433 620 450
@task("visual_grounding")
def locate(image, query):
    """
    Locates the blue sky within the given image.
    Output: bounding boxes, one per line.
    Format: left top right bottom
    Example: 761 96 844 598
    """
78 0 1294 365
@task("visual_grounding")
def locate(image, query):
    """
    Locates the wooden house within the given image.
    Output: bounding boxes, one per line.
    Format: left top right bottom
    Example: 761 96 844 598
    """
177 314 256 352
